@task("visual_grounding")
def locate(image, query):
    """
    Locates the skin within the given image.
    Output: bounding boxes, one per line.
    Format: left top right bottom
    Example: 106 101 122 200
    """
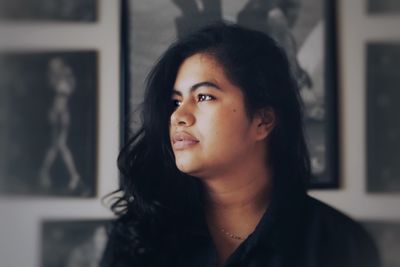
169 53 276 266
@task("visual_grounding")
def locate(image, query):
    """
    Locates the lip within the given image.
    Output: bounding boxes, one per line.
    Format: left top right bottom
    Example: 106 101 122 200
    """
171 131 199 150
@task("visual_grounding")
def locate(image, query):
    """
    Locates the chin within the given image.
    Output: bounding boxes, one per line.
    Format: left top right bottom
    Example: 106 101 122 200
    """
175 160 203 176
176 162 196 174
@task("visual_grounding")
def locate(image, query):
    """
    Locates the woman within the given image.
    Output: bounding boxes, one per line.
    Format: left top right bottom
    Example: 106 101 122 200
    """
101 23 379 267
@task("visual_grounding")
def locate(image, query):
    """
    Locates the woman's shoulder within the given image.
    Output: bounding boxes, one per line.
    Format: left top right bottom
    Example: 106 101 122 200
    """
303 195 381 267
306 196 359 224
305 195 372 242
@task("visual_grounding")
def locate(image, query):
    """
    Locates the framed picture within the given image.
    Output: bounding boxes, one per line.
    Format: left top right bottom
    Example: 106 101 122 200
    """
41 219 110 267
367 0 400 15
0 51 98 197
366 43 400 193
0 0 98 22
362 221 400 267
121 0 339 188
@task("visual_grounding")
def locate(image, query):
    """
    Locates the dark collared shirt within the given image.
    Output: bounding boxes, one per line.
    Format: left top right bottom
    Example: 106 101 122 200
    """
102 189 380 267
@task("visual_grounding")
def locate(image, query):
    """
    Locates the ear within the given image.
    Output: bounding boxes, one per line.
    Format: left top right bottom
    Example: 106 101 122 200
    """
253 107 276 141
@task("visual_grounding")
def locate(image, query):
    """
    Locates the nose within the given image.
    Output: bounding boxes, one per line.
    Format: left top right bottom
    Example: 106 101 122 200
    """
170 102 195 127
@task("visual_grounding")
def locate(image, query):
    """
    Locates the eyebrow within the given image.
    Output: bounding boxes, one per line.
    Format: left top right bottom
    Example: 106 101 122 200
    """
172 81 221 96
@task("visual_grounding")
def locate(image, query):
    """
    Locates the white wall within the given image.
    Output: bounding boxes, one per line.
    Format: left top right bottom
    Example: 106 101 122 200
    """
0 0 399 266
0 0 119 266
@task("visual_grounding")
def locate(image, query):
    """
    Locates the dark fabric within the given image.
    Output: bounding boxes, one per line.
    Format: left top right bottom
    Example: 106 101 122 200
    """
101 192 380 267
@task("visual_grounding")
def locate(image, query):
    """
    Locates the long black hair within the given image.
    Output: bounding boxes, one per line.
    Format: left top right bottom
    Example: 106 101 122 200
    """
104 22 310 266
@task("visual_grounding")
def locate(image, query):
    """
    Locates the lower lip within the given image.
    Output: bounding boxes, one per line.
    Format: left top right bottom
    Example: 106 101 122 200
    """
173 140 199 150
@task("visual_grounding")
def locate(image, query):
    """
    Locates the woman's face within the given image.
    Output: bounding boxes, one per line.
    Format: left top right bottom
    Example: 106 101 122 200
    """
169 53 269 179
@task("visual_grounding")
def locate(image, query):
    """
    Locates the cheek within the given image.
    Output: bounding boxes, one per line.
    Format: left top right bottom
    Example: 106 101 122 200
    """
201 106 251 145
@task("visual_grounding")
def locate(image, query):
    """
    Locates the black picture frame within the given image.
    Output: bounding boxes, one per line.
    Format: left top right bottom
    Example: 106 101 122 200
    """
120 0 339 188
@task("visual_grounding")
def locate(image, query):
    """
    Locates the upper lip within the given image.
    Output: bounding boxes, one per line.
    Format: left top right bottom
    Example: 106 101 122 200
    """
171 131 199 144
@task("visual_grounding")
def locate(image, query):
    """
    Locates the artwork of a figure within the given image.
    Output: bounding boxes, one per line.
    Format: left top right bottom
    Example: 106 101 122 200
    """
367 43 400 192
0 0 98 21
237 0 311 87
42 220 109 267
66 226 108 267
129 0 336 186
172 0 222 38
39 57 81 190
0 51 97 196
171 0 321 118
368 0 400 14
363 221 400 267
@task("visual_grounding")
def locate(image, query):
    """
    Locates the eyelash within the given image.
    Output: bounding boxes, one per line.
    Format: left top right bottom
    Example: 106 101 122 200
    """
172 94 215 108
197 94 215 102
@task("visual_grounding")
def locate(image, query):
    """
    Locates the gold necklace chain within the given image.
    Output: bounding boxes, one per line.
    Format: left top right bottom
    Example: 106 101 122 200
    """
220 228 247 240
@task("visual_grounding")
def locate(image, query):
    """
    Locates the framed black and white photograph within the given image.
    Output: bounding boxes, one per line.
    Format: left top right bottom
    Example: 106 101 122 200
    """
363 221 400 267
41 219 109 267
121 0 339 188
0 51 98 197
366 43 400 193
367 0 400 15
0 0 98 22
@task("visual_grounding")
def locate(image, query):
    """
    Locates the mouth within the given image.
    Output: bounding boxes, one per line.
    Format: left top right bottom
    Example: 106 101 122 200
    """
172 131 199 150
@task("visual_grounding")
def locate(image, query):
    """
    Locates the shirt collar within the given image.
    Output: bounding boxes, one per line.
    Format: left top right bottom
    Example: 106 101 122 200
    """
183 180 308 255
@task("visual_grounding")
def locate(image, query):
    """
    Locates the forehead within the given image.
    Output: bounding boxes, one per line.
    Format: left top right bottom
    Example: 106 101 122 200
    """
174 53 229 89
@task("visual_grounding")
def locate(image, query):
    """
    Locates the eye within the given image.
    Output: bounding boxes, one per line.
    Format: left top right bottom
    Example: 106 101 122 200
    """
198 94 215 102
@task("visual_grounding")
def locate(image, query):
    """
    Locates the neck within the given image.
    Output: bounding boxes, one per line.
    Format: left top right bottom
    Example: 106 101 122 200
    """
201 164 272 266
204 174 271 213
202 162 272 235
203 156 272 209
